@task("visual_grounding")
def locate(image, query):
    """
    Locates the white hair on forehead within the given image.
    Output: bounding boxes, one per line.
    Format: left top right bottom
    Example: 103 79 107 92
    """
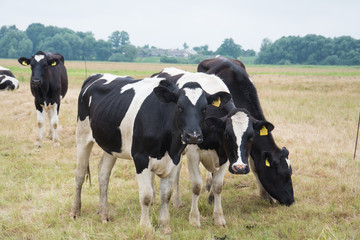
34 55 45 62
184 87 203 106
177 72 230 95
231 111 250 167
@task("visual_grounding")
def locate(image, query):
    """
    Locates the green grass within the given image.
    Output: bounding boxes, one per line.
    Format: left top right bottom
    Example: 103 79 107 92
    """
1 59 360 239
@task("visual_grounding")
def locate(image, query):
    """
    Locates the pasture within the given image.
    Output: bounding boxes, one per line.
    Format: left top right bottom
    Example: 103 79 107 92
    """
0 59 360 239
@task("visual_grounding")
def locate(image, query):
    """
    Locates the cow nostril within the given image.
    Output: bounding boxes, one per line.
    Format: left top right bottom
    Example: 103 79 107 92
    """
232 164 249 174
185 132 202 144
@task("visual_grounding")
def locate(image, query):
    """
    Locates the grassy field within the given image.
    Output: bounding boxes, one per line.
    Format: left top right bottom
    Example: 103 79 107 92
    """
1 59 360 239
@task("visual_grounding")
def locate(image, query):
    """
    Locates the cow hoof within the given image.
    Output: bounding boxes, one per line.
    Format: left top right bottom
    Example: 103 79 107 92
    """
35 142 41 148
214 218 226 227
54 142 60 147
101 219 109 224
160 226 172 235
189 217 201 227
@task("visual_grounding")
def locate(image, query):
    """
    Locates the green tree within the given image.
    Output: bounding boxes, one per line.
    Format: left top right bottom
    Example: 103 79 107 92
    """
216 38 243 59
0 29 32 58
94 40 112 61
109 31 130 48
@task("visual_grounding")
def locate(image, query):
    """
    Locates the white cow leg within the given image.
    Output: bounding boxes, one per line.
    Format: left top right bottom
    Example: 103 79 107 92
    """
171 160 182 208
186 150 202 227
136 168 154 230
35 109 46 148
47 103 60 146
212 163 227 226
98 151 116 223
158 163 180 234
70 118 94 219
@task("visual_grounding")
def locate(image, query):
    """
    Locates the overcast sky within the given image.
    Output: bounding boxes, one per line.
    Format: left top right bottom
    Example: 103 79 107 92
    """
1 0 359 52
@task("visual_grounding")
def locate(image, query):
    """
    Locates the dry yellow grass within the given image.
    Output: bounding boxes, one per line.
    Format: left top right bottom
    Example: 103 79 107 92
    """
0 59 360 239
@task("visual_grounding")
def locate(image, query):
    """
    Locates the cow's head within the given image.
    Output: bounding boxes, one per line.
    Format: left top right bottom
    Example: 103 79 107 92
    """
18 51 60 88
206 108 273 174
154 80 231 144
254 147 294 206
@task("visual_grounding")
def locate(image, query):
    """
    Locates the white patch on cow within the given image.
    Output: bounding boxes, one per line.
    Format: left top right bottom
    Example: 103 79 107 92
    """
177 72 230 95
101 73 122 85
160 68 230 95
149 152 175 178
0 75 19 89
34 55 45 62
231 111 249 167
184 87 203 106
116 77 165 158
161 67 187 76
88 96 92 107
0 66 9 71
285 158 291 168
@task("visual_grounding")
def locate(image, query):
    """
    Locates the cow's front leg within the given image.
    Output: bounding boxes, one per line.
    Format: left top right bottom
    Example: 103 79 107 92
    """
158 162 181 234
186 148 202 227
136 168 154 230
212 163 227 226
47 103 60 146
98 152 116 223
171 161 182 208
35 107 46 148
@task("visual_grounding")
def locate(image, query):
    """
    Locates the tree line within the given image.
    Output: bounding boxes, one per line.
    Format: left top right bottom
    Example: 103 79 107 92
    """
256 35 360 65
0 24 359 65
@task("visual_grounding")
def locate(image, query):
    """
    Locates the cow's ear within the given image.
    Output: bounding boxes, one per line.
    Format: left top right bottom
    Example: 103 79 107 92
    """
253 120 274 136
261 151 274 168
154 85 179 103
18 57 30 66
207 92 231 107
204 116 225 131
48 59 60 67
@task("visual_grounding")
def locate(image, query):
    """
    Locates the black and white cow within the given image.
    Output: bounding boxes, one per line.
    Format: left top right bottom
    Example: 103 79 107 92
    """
18 51 68 147
0 66 19 90
198 56 294 206
154 68 274 227
70 72 231 233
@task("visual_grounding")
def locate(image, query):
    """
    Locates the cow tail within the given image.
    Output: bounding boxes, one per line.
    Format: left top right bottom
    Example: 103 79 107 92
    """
85 165 91 186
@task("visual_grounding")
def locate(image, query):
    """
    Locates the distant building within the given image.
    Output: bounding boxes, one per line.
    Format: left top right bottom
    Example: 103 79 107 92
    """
150 48 197 58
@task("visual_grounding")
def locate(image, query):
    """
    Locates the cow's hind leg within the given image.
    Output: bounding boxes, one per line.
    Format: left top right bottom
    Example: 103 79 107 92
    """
47 103 60 146
212 163 226 226
70 117 94 219
98 151 116 223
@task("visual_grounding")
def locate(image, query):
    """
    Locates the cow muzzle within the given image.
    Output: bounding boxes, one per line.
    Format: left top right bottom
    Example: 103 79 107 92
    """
183 131 203 144
230 163 249 174
32 79 41 86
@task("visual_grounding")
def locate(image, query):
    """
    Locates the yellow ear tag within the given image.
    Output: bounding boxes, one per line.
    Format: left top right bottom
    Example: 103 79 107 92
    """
265 158 270 167
22 61 28 66
51 61 57 66
212 97 221 107
260 126 268 136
